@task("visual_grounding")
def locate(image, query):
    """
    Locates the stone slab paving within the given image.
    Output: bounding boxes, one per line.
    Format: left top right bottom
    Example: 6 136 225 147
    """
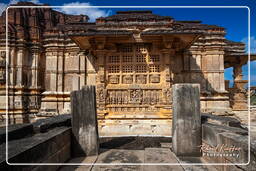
59 156 97 171
144 148 183 171
60 148 219 171
59 136 224 171
91 149 144 171
177 157 218 171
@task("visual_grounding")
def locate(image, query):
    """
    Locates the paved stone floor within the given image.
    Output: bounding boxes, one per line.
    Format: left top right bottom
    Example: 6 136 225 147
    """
60 148 220 171
59 137 218 171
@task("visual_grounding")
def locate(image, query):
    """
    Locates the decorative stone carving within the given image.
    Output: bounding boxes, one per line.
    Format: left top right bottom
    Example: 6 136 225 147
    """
166 74 171 82
150 74 160 83
163 88 172 104
0 70 5 83
123 75 133 84
130 89 143 103
0 51 5 63
99 75 105 83
109 75 119 84
136 75 147 84
0 51 6 83
97 88 106 103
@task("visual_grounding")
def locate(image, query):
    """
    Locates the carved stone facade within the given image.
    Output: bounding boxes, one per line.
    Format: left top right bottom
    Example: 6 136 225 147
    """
0 2 250 135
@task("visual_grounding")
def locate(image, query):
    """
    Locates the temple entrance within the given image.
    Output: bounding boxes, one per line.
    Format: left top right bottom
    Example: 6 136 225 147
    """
97 43 172 118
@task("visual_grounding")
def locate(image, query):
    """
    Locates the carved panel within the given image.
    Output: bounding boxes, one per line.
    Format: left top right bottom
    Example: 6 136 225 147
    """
123 75 133 84
0 51 6 84
0 51 6 67
109 75 119 84
103 43 172 114
0 69 5 83
150 74 160 83
136 75 147 84
106 89 162 105
99 75 105 83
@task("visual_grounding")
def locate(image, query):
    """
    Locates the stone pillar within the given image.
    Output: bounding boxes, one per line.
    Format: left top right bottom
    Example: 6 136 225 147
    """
231 64 248 110
31 49 39 88
95 50 107 119
29 48 41 114
16 48 24 86
172 84 201 157
86 53 97 85
71 85 99 157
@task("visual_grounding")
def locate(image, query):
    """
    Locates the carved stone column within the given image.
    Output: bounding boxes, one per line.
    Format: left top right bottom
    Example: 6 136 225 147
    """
231 64 248 110
94 49 107 119
161 49 173 104
159 49 174 118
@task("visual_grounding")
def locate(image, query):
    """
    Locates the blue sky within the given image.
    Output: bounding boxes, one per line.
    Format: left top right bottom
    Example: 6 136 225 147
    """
0 0 255 86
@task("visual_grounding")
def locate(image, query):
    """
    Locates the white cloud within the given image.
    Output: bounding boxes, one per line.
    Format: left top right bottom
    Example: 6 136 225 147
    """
1 1 110 21
57 2 111 22
9 0 19 4
29 0 41 4
0 3 8 15
241 36 256 54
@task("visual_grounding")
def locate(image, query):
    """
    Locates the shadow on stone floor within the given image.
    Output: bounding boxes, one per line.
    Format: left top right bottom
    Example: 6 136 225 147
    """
99 136 172 150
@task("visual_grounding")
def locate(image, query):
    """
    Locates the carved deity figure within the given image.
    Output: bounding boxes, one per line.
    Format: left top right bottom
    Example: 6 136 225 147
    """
130 89 143 103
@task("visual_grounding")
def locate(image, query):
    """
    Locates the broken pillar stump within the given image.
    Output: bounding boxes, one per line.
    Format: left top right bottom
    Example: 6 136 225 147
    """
172 84 202 157
71 85 99 157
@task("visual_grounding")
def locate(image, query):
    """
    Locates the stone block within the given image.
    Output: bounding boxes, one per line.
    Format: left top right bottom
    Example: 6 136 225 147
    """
0 123 33 144
202 123 247 147
172 83 201 157
32 114 71 133
201 113 242 128
71 85 99 157
0 127 71 170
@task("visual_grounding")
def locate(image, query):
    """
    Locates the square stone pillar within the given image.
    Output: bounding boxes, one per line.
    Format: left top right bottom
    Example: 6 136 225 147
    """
71 85 99 157
172 84 202 157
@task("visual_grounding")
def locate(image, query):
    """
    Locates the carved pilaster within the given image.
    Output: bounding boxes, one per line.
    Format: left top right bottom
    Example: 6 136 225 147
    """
161 49 173 105
31 48 40 88
94 50 107 116
16 48 25 87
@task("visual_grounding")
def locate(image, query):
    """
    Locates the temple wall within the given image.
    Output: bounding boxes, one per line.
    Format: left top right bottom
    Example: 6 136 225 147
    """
40 41 87 115
180 34 230 112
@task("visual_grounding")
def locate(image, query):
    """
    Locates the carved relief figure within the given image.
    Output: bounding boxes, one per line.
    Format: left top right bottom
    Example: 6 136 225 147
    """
130 89 143 103
136 75 147 84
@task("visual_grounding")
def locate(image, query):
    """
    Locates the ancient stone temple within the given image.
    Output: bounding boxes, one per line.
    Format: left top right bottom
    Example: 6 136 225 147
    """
0 2 251 135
